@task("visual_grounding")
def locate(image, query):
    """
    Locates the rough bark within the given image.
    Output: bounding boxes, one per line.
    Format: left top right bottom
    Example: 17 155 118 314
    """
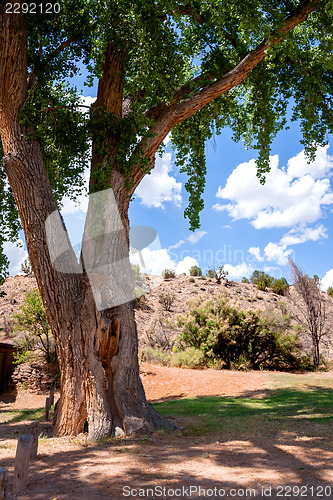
2 122 171 440
0 7 172 440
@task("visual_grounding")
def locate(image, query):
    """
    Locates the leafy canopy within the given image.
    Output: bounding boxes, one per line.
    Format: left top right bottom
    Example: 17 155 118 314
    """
1 0 333 278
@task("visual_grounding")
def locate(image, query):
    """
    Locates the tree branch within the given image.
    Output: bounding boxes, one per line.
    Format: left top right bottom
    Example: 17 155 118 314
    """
175 4 239 48
145 73 212 121
48 37 74 60
137 0 319 171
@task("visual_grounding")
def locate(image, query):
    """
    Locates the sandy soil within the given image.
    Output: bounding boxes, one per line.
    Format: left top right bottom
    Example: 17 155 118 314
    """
1 365 333 499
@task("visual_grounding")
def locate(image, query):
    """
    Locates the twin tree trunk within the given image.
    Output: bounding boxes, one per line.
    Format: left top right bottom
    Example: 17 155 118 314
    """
0 9 171 440
2 125 171 440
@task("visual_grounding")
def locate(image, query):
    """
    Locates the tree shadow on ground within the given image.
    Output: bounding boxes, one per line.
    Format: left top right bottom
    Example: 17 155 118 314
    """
1 386 333 499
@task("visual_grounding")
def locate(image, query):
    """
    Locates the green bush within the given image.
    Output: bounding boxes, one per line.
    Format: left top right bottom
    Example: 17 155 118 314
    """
251 271 289 295
140 347 171 365
256 280 266 291
176 296 302 371
13 289 56 365
271 277 289 296
241 277 250 283
189 277 195 283
206 268 217 279
162 268 176 279
251 270 272 287
170 347 205 369
190 265 202 276
327 287 333 298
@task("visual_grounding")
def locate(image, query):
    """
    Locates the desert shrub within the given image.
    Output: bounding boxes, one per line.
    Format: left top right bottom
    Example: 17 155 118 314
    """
131 263 141 280
256 280 266 291
144 318 174 351
1 315 14 339
206 265 228 283
170 347 205 368
327 287 333 298
140 346 171 365
21 258 34 276
230 354 252 371
133 292 148 310
271 277 289 296
176 296 301 371
13 289 56 365
241 277 250 283
251 270 272 287
162 268 176 279
278 301 288 316
190 265 202 276
159 292 176 311
206 268 217 279
189 277 195 283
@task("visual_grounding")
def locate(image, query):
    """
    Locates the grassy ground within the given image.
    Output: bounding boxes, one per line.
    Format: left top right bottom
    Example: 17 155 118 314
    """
154 373 333 444
2 369 333 499
0 407 45 425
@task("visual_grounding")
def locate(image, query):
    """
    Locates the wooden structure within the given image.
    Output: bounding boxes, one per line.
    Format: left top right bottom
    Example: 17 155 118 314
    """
0 342 15 391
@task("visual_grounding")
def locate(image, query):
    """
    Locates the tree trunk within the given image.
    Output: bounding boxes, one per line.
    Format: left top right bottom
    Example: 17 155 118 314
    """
1 129 172 440
54 297 171 440
312 334 320 368
0 10 172 440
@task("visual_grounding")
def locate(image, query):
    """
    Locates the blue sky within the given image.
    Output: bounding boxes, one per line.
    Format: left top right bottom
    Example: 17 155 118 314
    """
4 72 333 290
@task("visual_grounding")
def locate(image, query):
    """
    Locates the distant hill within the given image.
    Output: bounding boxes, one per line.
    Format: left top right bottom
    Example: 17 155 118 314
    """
1 274 333 359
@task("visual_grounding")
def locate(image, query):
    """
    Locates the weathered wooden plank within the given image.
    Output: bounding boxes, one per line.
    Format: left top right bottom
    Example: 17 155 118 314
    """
28 420 40 459
13 434 33 494
45 397 51 421
49 390 54 408
0 467 8 500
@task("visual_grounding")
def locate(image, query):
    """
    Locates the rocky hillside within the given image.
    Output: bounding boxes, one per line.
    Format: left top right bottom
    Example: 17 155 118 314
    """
1 273 333 358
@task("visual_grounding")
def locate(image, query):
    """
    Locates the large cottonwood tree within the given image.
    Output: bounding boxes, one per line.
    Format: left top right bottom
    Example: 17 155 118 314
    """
0 0 332 439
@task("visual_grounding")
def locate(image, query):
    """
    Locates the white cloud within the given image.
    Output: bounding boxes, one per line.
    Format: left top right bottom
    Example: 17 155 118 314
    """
187 230 207 244
135 152 182 208
168 240 185 250
224 262 254 280
280 224 328 246
321 269 333 292
175 256 198 275
263 242 293 266
79 95 96 112
4 239 28 276
130 247 198 276
248 246 264 261
287 146 333 179
214 146 333 229
163 133 171 146
131 248 174 275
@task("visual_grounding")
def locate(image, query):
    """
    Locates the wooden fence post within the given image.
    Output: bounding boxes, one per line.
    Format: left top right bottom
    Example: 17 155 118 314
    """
0 468 8 500
49 390 54 408
13 434 33 495
45 397 51 421
28 420 40 459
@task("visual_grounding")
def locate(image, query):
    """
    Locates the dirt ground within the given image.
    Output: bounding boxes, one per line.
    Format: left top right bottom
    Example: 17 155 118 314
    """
1 364 333 499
